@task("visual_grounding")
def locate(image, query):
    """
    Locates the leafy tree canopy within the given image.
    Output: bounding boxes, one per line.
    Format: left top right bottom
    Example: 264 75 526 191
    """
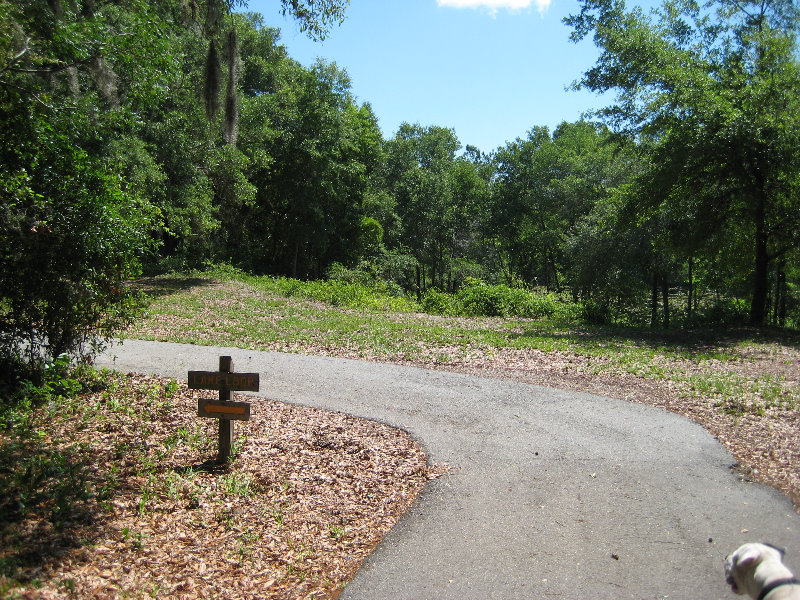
565 0 800 324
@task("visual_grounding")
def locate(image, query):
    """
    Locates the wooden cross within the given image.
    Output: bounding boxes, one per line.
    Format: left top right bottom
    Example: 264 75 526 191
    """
188 356 259 462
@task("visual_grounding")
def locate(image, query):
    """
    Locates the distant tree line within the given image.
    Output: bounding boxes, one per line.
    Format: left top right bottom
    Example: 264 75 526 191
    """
1 0 798 366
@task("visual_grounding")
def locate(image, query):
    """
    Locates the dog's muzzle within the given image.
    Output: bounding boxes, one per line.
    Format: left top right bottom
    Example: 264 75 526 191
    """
726 575 739 593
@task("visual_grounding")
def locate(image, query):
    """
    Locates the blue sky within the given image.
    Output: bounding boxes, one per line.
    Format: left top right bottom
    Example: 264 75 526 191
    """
246 0 616 153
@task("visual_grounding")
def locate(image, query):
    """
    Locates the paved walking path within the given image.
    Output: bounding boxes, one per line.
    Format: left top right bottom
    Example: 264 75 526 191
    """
96 340 800 599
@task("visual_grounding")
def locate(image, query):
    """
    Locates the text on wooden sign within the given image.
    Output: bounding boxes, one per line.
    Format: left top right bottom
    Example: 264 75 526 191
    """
188 371 260 392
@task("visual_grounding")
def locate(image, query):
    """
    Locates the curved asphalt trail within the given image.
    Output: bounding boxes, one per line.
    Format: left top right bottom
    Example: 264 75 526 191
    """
96 339 800 599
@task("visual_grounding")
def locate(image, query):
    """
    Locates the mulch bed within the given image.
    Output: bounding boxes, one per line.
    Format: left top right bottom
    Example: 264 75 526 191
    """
1 374 442 599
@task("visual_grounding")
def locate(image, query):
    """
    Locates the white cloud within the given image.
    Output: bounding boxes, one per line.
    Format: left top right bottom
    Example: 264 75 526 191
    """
437 0 550 13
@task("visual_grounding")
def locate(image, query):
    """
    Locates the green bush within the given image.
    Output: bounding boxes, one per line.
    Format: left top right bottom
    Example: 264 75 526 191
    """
699 298 750 326
417 279 571 319
421 289 458 315
0 354 102 433
521 292 562 319
580 299 614 325
1 133 157 365
227 266 417 313
454 278 560 318
326 262 375 287
455 279 512 317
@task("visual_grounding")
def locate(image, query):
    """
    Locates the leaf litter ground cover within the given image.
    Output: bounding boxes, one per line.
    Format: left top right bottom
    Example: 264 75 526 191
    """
129 275 800 511
1 372 440 599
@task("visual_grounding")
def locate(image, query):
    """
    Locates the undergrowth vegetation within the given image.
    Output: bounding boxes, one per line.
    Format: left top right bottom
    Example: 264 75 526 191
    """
199 263 765 329
130 267 800 420
421 279 573 320
200 264 601 323
0 363 205 596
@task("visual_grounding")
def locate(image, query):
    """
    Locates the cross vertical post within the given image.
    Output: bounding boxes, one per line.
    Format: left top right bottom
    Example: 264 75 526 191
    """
218 355 235 462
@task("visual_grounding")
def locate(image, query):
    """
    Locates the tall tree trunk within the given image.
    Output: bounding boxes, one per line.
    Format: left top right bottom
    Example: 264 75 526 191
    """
778 272 787 327
776 264 787 327
749 198 769 326
547 250 560 292
439 245 445 290
662 277 670 329
687 257 693 322
552 261 560 293
651 272 659 328
543 252 550 289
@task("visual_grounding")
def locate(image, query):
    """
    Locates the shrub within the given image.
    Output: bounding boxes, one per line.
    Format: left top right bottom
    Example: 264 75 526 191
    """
232 267 417 313
421 289 457 315
0 353 103 432
327 262 371 286
1 142 157 366
580 299 614 325
699 298 750 326
522 292 562 319
455 278 533 318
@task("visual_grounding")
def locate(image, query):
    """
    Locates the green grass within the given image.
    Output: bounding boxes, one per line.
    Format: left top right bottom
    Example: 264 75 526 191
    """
129 268 800 417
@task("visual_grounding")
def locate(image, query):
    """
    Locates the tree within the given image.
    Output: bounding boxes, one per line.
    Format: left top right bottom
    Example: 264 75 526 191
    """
0 0 165 365
384 124 466 292
447 152 492 286
279 0 350 41
239 54 381 277
490 127 552 285
488 122 628 291
566 0 800 325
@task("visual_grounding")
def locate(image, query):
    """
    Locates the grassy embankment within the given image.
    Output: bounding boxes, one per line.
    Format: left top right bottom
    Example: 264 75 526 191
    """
129 266 800 419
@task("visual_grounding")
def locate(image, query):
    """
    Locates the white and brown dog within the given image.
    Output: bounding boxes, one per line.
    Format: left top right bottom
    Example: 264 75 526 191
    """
725 543 800 599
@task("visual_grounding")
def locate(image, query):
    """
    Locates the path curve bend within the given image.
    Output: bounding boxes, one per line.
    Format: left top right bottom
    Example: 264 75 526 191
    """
96 339 800 599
